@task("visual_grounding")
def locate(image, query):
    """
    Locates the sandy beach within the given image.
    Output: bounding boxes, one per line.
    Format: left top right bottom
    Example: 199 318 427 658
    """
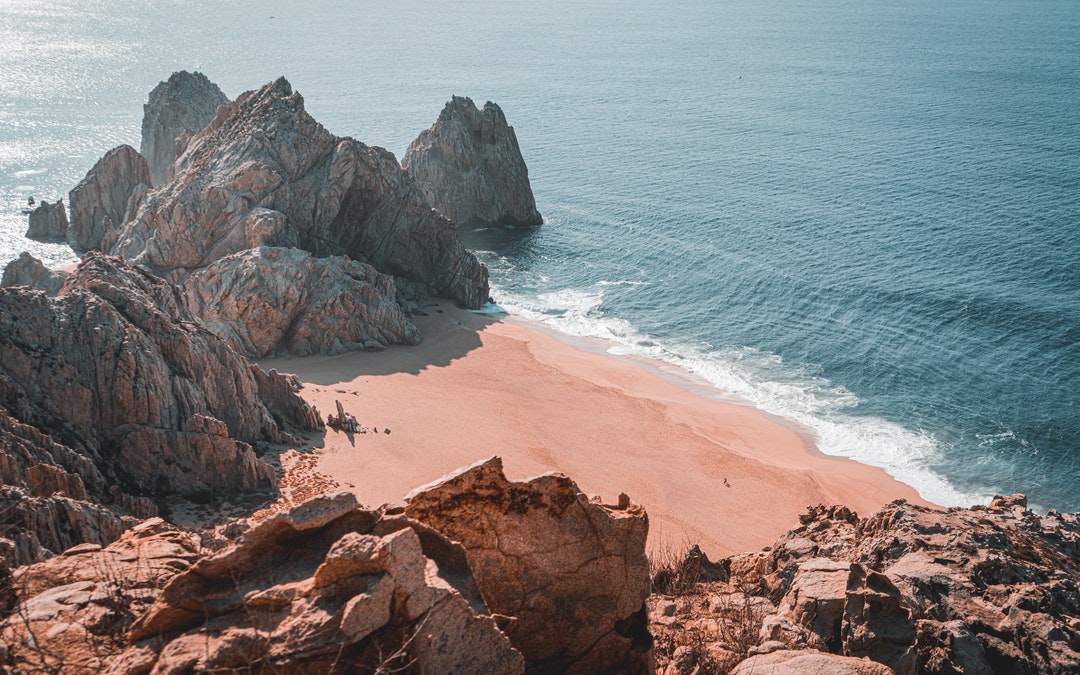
262 301 932 558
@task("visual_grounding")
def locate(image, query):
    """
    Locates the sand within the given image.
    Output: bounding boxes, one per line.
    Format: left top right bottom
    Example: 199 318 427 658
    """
262 301 932 558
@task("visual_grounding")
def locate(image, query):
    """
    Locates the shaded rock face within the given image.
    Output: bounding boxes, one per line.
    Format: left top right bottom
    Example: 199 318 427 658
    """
1 494 525 674
184 247 420 358
1 252 67 295
0 252 323 562
652 497 1080 675
67 144 152 251
405 456 653 674
403 95 542 230
24 199 68 241
140 70 229 185
110 77 489 308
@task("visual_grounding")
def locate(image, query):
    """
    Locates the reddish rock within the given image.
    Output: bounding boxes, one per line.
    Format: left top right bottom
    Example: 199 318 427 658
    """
140 70 229 185
1 252 67 295
67 144 151 251
24 199 68 241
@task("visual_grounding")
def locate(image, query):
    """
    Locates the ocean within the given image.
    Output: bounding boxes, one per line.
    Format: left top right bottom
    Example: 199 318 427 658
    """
2 0 1077 510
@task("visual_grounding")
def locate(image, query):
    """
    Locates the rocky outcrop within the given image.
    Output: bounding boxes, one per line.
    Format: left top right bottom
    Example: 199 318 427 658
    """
405 456 653 674
108 77 489 308
651 497 1080 675
0 252 322 561
2 494 525 674
67 145 151 251
140 70 229 185
1 252 67 295
184 247 420 357
24 199 68 241
403 96 542 230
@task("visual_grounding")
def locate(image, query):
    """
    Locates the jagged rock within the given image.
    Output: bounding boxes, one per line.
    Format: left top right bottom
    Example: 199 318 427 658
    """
184 247 420 357
0 252 322 561
67 145 152 251
24 199 68 241
403 95 542 229
108 77 489 308
1 252 67 295
404 456 653 674
141 70 229 185
730 649 894 674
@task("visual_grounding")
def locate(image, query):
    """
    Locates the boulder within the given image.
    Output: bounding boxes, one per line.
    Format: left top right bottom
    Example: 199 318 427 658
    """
0 252 323 560
731 649 894 675
1 252 67 295
404 456 653 674
140 70 229 185
404 95 542 229
110 77 489 308
184 246 420 357
67 145 151 251
24 199 68 241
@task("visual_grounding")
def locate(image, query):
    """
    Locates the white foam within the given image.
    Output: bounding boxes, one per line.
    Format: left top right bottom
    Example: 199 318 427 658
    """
492 279 991 508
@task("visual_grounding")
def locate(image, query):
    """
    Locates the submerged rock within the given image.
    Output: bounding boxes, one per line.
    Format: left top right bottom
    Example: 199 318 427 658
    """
108 77 489 308
141 70 229 185
67 144 152 251
24 199 68 241
184 247 421 358
404 95 542 230
1 251 67 295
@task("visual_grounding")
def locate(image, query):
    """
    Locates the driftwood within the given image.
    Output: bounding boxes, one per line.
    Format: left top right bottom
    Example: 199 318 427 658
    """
327 399 359 432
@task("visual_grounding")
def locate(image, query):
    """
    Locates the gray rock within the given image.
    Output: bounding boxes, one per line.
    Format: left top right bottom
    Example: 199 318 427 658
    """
67 144 151 251
140 70 229 185
184 246 420 357
404 96 542 229
109 77 489 308
24 199 68 241
1 252 67 295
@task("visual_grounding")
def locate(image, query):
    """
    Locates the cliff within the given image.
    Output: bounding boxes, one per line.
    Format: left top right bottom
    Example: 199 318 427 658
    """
67 144 151 252
109 77 489 309
140 70 229 185
403 96 542 229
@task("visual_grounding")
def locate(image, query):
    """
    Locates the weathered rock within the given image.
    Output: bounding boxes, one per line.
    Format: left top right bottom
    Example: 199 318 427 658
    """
405 456 653 674
730 649 894 675
109 77 489 308
184 246 420 357
67 145 152 251
0 252 322 560
1 252 67 295
122 493 523 674
404 95 542 230
140 70 229 185
24 199 68 241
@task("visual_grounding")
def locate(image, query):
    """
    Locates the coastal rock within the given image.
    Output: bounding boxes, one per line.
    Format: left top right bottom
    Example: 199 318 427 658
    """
184 246 420 357
403 96 542 229
404 456 653 674
24 199 68 241
110 77 490 308
730 650 894 675
140 70 229 185
0 252 322 560
1 252 67 295
67 144 152 251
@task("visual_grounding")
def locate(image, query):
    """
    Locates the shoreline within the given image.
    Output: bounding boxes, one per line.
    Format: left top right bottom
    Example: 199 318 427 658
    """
264 300 934 558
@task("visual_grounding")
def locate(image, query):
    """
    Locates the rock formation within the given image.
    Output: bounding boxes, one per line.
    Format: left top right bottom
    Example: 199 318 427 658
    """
1 252 67 295
403 95 542 229
109 77 489 308
184 247 420 358
651 497 1080 675
67 144 151 251
0 252 322 563
24 199 68 241
140 70 229 185
405 456 653 674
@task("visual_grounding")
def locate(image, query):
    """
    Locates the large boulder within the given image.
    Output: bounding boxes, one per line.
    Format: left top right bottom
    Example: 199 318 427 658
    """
404 456 653 674
24 199 68 241
184 247 420 357
1 252 67 295
67 144 151 251
403 96 542 230
140 70 229 185
109 77 489 308
0 252 323 561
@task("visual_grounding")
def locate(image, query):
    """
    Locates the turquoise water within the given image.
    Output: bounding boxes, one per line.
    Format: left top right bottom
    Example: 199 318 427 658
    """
2 0 1078 509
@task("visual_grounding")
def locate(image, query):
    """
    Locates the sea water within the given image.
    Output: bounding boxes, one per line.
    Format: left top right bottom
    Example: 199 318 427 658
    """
1 0 1077 510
